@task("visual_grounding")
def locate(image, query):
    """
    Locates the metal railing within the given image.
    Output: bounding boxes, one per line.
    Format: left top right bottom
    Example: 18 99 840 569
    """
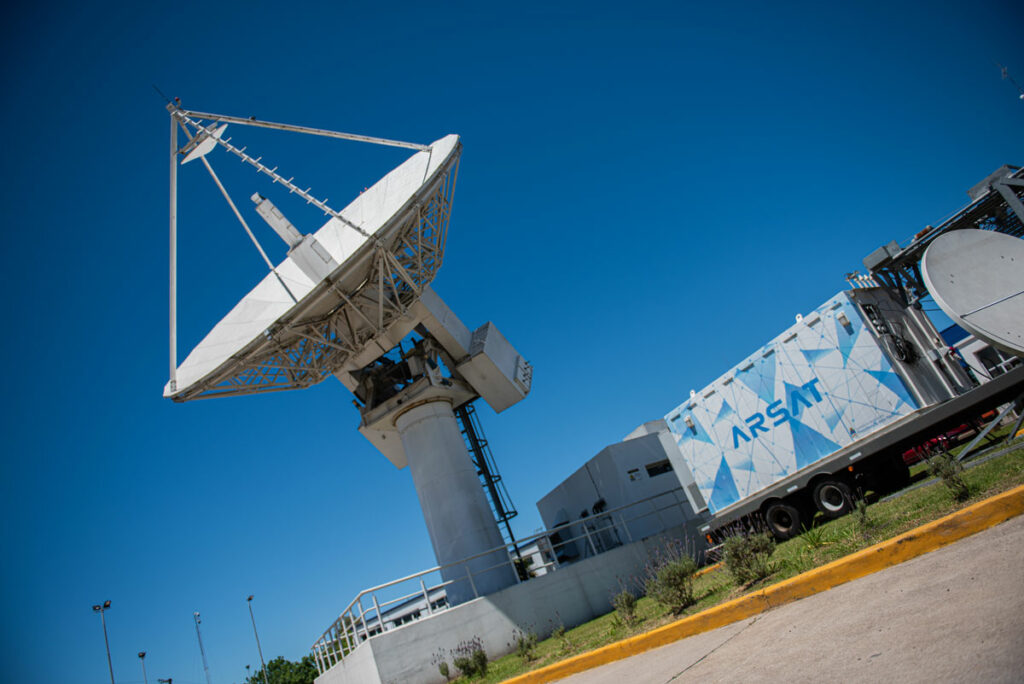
310 487 696 674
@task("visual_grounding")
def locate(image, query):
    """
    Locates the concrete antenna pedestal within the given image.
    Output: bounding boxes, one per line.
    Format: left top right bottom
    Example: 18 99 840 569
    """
395 398 517 604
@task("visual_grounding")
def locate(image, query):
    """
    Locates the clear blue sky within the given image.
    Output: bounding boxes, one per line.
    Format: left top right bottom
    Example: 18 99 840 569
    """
1 2 1021 682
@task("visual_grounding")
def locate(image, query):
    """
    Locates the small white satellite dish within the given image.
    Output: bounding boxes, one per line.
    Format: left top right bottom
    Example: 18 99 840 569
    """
921 229 1024 356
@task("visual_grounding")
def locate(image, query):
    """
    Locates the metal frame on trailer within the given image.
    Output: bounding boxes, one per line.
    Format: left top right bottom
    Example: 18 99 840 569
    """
862 165 1024 306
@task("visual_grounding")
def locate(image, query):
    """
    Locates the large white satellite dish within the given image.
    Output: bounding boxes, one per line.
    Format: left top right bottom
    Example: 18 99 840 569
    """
921 229 1024 356
164 108 461 401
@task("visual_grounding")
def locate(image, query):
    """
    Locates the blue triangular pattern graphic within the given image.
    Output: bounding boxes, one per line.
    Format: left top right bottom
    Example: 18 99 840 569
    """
864 369 915 408
714 400 735 424
800 347 832 364
788 418 842 469
737 354 776 405
836 313 858 368
784 381 809 417
735 366 760 400
821 405 844 432
729 453 755 472
708 456 740 513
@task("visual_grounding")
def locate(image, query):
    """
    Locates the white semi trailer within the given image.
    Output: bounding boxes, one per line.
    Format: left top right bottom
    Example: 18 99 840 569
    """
661 285 1023 540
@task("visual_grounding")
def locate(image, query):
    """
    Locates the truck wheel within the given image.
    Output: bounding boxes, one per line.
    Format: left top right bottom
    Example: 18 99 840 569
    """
812 480 853 518
763 501 802 540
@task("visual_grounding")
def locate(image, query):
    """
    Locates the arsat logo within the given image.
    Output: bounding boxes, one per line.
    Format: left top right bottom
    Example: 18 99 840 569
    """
732 378 824 448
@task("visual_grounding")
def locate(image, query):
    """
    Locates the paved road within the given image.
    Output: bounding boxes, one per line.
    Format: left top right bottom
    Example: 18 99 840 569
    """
559 514 1024 683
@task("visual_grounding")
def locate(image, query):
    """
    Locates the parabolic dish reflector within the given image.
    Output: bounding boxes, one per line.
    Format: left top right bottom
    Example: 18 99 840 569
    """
165 134 461 401
921 228 1024 357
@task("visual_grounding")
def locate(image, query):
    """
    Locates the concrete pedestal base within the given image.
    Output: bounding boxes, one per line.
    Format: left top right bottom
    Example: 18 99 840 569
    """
396 399 517 605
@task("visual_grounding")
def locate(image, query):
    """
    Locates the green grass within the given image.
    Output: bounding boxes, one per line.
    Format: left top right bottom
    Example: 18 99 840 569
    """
444 439 1024 683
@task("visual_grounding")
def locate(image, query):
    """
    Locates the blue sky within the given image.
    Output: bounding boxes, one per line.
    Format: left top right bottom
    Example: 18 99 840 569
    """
1 2 1021 682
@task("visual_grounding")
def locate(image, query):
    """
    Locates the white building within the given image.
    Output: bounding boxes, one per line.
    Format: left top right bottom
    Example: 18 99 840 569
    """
536 421 708 564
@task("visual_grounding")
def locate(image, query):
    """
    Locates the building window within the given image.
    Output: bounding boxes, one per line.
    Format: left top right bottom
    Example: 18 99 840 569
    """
977 345 1020 378
645 460 673 477
627 468 640 481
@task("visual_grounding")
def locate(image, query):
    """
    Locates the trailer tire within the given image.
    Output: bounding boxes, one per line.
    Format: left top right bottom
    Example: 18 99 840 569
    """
763 501 802 540
812 479 854 518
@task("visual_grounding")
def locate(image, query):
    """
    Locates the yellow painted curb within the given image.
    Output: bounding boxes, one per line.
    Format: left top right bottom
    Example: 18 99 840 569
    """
504 483 1024 684
692 561 720 578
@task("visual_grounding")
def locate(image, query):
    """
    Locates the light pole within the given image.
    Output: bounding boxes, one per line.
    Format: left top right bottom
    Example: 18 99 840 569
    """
193 612 212 684
91 600 115 684
247 596 271 684
138 651 149 684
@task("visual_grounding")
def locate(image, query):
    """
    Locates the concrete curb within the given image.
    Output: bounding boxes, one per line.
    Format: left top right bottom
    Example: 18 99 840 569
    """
504 483 1024 684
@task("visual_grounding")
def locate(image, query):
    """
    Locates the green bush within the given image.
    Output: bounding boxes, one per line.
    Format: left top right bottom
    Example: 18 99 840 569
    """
644 555 698 614
451 637 487 679
550 623 575 655
925 450 970 502
611 589 638 626
510 628 538 662
853 496 876 539
722 532 776 585
431 648 451 681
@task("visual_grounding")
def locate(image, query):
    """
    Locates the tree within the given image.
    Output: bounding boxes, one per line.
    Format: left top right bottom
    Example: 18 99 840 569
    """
244 655 320 684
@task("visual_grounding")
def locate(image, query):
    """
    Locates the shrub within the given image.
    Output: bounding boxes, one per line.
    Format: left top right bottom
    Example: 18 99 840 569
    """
611 589 638 626
509 627 538 662
550 623 575 655
853 496 875 539
431 649 451 681
450 637 487 679
925 450 970 502
722 532 776 585
471 647 487 676
644 555 698 614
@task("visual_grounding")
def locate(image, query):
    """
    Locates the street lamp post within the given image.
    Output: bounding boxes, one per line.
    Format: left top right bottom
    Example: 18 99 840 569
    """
193 612 212 684
91 600 115 684
138 651 148 684
247 596 271 684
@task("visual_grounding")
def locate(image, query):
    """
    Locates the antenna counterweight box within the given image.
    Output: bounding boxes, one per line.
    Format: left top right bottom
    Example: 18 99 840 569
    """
456 322 532 413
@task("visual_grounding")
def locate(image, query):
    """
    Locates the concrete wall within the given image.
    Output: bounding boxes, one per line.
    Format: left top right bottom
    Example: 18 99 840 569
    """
315 521 706 684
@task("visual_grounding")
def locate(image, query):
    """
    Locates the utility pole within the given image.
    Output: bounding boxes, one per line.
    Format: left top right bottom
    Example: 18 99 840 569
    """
138 651 149 684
